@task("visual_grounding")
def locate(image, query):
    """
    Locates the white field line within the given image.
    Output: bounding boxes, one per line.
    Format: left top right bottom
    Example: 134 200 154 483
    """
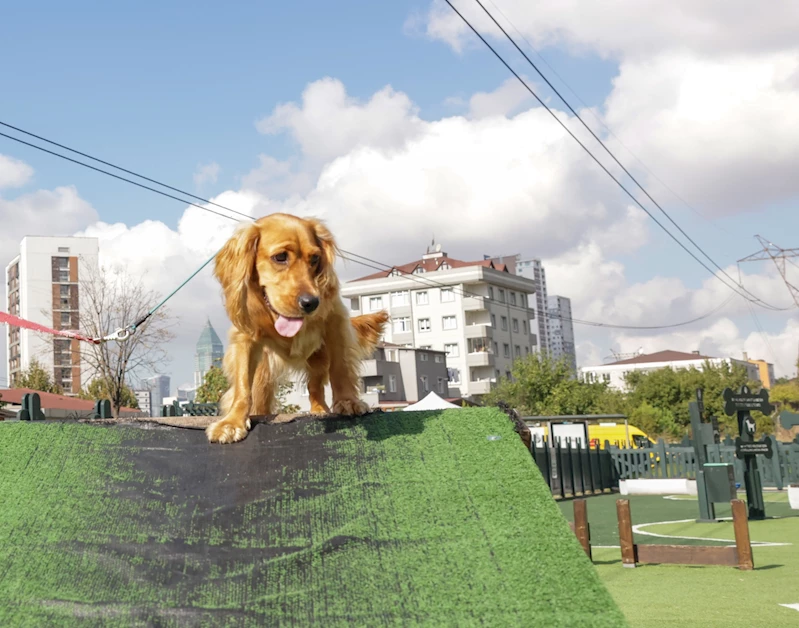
632 518 792 547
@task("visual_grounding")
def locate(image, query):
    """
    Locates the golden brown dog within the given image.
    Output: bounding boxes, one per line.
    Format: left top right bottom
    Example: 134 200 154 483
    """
206 213 389 443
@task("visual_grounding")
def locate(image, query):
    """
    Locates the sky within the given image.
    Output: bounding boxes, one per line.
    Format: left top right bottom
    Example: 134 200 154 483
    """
2 0 799 392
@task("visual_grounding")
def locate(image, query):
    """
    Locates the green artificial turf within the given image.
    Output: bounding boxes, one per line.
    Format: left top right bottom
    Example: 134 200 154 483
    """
0 410 624 627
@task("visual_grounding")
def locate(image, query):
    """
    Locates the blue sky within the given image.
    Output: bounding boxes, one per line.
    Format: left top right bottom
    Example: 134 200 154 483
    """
2 0 798 389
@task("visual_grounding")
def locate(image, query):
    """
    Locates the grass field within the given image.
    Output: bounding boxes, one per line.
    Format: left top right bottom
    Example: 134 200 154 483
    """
559 493 799 627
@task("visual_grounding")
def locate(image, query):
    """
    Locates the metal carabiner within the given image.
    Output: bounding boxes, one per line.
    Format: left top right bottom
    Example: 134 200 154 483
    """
104 327 133 342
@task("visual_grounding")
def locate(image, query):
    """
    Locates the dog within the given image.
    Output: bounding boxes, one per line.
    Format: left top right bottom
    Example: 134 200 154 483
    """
206 213 389 444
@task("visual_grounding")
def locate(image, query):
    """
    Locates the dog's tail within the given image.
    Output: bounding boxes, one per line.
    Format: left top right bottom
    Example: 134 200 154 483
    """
350 311 390 359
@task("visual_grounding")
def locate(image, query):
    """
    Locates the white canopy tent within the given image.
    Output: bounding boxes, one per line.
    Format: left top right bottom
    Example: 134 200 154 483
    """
402 392 461 412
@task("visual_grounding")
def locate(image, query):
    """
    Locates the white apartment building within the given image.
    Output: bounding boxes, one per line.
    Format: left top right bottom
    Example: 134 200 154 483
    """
516 258 550 355
580 349 763 391
341 245 538 399
5 236 99 394
547 295 577 373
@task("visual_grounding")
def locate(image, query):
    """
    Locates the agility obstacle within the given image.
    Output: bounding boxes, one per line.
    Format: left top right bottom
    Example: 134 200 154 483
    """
0 408 625 626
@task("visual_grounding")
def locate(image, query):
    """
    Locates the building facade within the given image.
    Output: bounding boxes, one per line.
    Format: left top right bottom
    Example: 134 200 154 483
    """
341 246 538 399
579 350 764 391
194 318 224 387
547 295 577 373
744 354 776 389
4 236 99 394
283 342 450 412
134 389 152 417
145 374 170 414
516 258 550 355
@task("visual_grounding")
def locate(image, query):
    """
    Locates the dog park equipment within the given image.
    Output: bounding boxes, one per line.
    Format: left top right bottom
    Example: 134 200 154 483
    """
722 385 776 520
0 408 625 626
691 389 738 522
15 392 45 421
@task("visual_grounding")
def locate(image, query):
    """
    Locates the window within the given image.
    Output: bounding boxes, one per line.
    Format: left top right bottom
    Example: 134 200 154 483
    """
522 324 527 335
445 343 459 358
515 345 521 358
447 368 461 383
441 288 455 302
58 270 69 282
418 318 431 333
420 352 428 362
498 289 505 303
416 291 429 305
442 315 457 330
501 316 508 331
521 294 527 307
388 374 397 393
468 338 490 353
389 268 401 277
505 370 512 380
525 346 530 355
512 319 519 333
393 317 411 333
434 354 444 363
58 247 70 253
495 369 501 380
60 312 71 327
56 256 69 269
489 287 494 300
369 296 383 311
420 375 429 392
439 262 450 270
510 292 517 306
493 341 498 354
413 266 426 274
350 298 360 311
437 378 446 394
491 314 496 328
60 285 70 297
419 345 432 350
391 291 409 307
503 344 510 358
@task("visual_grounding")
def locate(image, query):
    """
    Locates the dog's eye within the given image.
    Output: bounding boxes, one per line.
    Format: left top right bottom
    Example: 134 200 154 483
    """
310 254 321 266
272 252 289 264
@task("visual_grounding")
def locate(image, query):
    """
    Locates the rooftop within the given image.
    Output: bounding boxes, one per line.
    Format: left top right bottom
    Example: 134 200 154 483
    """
351 251 511 282
605 349 715 366
196 318 223 350
0 387 139 413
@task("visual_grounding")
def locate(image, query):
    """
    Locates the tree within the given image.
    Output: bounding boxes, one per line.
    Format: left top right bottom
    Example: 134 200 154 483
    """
0 391 5 409
77 377 139 409
77 263 175 418
485 353 627 416
195 365 301 413
14 358 63 394
196 366 228 403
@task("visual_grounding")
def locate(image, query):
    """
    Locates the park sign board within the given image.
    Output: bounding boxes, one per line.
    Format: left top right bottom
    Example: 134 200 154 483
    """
722 385 774 417
734 437 774 460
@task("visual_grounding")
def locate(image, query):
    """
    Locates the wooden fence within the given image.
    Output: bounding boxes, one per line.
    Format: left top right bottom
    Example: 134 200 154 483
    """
529 436 799 496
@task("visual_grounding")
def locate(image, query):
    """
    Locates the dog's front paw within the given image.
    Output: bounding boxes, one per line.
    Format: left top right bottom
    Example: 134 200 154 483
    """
206 416 252 444
331 398 370 416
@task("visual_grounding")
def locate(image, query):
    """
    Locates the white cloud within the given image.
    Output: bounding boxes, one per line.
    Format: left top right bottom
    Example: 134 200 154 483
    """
420 0 799 59
240 155 314 198
0 154 34 189
193 162 220 188
256 77 423 163
468 77 533 119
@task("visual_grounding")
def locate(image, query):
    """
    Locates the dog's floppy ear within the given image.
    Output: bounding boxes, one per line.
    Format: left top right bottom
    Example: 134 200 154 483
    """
214 221 260 333
307 218 338 288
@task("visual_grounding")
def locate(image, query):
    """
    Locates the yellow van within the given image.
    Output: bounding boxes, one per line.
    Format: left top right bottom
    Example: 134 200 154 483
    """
588 423 654 449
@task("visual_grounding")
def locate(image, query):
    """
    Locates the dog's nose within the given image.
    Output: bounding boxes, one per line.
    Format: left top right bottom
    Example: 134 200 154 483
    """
298 293 320 314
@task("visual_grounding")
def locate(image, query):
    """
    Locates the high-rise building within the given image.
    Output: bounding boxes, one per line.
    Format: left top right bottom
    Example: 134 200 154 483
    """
515 258 550 355
145 374 170 414
4 236 99 394
134 389 152 417
547 295 577 373
341 243 538 399
194 318 224 387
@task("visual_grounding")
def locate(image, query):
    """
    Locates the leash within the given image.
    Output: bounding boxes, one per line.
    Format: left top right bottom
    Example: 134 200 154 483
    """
2 247 222 345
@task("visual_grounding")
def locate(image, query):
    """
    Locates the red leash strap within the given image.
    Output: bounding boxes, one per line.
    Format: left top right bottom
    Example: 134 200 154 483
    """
0 311 100 344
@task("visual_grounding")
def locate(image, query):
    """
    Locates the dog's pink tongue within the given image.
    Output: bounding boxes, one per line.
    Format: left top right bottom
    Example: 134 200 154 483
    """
275 315 304 338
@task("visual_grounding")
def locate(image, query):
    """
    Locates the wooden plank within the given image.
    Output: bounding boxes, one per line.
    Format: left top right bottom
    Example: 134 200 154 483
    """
616 499 637 568
573 499 592 560
635 544 738 567
732 499 754 571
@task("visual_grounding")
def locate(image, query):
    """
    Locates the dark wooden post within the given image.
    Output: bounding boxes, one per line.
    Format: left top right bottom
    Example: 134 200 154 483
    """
731 499 754 571
616 499 637 568
573 499 591 560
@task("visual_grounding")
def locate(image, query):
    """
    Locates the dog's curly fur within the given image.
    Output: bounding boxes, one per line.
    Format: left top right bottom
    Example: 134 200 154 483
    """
206 213 389 444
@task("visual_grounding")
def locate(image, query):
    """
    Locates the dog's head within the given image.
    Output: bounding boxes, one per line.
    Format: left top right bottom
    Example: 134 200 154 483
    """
214 213 339 338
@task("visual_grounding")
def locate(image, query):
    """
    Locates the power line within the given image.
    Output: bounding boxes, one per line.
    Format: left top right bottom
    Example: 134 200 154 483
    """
480 0 733 237
0 124 734 330
442 0 790 312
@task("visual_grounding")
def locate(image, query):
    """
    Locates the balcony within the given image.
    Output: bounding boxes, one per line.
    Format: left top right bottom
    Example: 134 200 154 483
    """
465 324 493 340
466 351 494 367
468 379 495 395
463 296 487 311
